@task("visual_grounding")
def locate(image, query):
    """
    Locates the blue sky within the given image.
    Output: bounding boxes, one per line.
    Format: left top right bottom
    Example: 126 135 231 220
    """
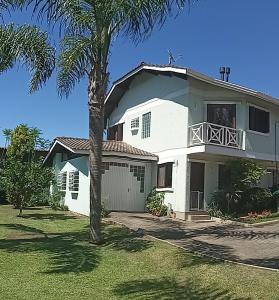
1 0 279 146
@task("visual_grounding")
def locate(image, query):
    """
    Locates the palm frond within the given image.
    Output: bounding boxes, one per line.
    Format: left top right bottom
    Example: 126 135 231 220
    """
57 35 93 98
0 0 29 15
110 0 188 42
34 0 95 35
0 24 55 92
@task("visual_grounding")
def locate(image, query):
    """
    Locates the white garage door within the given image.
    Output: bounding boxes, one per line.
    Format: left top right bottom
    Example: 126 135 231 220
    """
101 159 150 212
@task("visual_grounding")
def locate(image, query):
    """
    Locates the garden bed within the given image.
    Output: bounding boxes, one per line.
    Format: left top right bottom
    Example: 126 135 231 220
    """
238 212 279 224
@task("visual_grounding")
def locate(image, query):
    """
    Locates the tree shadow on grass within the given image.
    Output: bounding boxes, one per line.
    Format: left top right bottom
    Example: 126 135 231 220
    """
22 207 44 211
173 248 225 269
21 213 79 221
0 223 154 274
0 223 99 274
1 223 48 238
103 225 153 252
113 277 251 300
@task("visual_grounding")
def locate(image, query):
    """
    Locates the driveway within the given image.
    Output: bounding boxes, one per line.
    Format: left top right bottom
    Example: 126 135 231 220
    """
109 212 279 270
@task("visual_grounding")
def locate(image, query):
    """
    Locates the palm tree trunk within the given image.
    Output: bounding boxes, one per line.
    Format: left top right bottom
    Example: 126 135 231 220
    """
88 64 108 244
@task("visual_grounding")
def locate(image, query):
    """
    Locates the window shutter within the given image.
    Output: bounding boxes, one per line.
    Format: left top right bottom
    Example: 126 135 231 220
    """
116 123 123 141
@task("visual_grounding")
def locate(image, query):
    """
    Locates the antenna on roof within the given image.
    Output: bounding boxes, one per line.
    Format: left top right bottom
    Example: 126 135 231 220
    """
168 50 182 65
220 66 231 82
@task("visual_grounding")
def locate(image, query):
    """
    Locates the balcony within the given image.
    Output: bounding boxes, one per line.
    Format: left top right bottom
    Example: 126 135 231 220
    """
188 122 243 149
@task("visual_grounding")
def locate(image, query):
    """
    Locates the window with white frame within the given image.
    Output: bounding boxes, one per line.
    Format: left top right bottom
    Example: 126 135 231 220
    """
57 172 67 191
131 117 139 130
157 163 173 188
142 112 151 139
69 170 79 192
249 105 270 134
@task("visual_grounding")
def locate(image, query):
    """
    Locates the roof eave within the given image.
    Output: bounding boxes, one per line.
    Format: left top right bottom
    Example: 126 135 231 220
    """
105 63 279 121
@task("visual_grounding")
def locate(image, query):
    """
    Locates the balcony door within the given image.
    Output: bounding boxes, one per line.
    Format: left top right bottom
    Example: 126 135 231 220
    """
207 104 236 129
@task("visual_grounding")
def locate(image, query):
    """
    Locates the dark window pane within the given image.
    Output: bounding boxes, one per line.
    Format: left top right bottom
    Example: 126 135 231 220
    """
249 106 269 133
218 165 231 190
157 165 166 188
157 163 173 188
107 123 124 141
116 123 123 141
207 104 236 128
165 164 173 188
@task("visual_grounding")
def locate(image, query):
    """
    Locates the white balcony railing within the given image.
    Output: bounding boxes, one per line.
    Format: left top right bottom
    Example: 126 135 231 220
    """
188 122 243 149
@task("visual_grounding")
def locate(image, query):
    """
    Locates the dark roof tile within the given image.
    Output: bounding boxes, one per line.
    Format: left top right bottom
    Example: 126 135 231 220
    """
55 137 157 159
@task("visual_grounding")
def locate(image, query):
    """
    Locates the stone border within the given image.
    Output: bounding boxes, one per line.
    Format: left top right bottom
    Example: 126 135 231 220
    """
212 217 279 227
104 219 279 273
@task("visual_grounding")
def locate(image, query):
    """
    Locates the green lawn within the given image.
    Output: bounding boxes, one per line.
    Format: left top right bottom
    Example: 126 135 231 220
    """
0 205 278 300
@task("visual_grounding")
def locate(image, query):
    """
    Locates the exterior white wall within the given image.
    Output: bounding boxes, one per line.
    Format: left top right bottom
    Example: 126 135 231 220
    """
106 72 279 216
188 78 279 161
156 151 188 214
108 74 190 215
109 73 189 153
53 155 90 216
52 153 156 216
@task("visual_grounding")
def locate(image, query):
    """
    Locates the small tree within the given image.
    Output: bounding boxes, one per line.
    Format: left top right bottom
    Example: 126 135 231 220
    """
225 159 267 191
209 159 268 216
1 124 53 216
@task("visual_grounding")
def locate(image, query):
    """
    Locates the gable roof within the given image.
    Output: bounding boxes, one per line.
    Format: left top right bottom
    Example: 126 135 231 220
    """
44 137 158 165
105 62 279 120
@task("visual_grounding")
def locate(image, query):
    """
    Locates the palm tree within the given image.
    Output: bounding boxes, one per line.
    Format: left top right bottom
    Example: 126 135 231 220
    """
3 0 188 244
0 1 55 92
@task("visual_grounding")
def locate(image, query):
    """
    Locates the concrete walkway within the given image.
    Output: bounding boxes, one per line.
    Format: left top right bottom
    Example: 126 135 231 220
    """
109 212 279 270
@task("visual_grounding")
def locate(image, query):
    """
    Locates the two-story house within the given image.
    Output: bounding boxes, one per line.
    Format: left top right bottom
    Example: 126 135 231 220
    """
45 63 278 220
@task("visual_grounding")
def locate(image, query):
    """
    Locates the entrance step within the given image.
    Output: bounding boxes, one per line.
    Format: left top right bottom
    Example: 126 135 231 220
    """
187 212 212 222
190 215 211 222
192 219 216 224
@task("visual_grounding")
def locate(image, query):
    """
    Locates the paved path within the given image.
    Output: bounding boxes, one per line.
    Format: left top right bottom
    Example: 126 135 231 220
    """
109 212 279 270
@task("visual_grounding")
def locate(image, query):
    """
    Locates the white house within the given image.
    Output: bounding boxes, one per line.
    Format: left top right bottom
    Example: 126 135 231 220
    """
45 63 279 220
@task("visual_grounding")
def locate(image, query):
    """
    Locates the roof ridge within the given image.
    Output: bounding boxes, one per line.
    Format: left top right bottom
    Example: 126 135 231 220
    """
56 136 88 141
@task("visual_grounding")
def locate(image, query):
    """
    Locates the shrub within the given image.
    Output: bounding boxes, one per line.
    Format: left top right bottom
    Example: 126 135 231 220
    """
209 159 271 219
146 188 168 217
226 159 267 191
242 187 274 213
29 187 50 207
49 187 68 211
208 187 275 218
208 190 241 217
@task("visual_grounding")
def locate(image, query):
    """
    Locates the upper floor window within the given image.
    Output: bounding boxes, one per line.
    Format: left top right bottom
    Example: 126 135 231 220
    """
207 104 236 128
157 163 173 188
69 170 79 192
142 112 151 139
249 105 270 134
57 171 67 191
107 123 123 141
131 117 139 130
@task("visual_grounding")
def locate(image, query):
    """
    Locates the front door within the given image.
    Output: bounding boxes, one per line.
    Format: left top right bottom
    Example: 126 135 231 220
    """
190 162 205 211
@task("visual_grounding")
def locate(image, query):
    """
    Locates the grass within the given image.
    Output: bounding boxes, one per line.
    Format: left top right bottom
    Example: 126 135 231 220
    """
0 205 279 300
